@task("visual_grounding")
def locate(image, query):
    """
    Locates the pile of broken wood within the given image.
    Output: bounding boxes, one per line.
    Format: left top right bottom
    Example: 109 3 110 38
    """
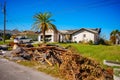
9 44 113 80
11 44 67 65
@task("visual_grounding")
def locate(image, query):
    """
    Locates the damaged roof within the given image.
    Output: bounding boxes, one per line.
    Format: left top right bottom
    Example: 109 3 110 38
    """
59 28 101 34
59 29 79 34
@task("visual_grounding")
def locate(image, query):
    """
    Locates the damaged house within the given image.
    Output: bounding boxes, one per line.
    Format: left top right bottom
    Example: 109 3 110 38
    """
38 28 101 43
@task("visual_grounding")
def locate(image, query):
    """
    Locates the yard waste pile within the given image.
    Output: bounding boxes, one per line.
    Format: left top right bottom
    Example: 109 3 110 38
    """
2 44 113 80
59 51 112 80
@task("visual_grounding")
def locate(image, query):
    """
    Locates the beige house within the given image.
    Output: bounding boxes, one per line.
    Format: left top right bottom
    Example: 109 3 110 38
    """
38 28 101 43
38 30 58 42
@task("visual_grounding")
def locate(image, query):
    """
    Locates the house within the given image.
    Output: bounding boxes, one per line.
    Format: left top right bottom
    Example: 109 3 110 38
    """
38 28 101 43
0 29 21 35
38 29 58 42
116 33 120 45
0 29 21 40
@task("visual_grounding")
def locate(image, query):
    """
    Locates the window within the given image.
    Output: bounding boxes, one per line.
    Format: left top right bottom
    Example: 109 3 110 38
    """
74 37 76 39
83 34 86 38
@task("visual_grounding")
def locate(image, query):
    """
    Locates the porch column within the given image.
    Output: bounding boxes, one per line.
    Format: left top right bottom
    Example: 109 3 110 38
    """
59 35 62 42
51 35 54 42
38 35 41 42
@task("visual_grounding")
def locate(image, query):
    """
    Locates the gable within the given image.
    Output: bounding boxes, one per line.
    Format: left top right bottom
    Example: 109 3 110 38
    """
39 29 55 35
72 28 99 35
72 30 95 37
72 30 95 43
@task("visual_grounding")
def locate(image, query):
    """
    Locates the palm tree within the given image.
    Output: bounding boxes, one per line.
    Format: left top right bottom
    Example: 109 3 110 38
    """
32 12 57 43
110 30 119 36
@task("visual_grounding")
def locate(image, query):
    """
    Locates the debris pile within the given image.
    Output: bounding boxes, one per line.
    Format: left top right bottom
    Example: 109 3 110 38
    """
59 51 105 80
1 44 113 80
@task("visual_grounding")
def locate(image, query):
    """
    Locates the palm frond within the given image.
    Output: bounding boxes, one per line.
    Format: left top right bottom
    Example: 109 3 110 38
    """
48 23 58 32
32 12 57 42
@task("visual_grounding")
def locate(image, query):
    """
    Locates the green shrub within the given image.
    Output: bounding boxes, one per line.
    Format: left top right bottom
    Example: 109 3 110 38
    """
88 40 93 45
98 38 106 45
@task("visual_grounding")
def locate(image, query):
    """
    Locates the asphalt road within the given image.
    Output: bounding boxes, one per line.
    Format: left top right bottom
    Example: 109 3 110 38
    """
0 58 59 80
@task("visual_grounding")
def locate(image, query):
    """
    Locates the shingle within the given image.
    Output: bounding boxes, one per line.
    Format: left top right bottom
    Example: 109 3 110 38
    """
59 29 78 34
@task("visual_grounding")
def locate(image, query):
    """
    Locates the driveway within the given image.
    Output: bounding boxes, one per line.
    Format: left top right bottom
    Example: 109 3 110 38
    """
0 58 59 80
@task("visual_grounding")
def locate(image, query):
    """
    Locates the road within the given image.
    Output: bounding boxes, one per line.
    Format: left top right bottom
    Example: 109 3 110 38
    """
0 58 59 80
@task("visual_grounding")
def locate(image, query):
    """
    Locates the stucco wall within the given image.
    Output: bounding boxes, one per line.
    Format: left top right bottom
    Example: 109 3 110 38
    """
72 30 95 43
38 30 54 42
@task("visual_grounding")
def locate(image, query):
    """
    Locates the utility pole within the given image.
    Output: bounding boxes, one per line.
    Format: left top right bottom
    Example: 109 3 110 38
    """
3 1 6 43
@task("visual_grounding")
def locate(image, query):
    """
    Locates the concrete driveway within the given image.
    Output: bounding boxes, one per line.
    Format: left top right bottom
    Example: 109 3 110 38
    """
0 58 59 80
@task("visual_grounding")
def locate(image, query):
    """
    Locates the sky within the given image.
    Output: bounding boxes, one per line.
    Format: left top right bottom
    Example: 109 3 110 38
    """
0 0 120 40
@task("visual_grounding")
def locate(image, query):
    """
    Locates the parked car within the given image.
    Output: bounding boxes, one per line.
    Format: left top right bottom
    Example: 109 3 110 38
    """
14 36 32 43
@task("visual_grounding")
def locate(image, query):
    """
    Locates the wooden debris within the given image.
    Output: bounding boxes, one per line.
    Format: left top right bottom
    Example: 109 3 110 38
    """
45 59 53 66
13 44 19 50
8 44 113 80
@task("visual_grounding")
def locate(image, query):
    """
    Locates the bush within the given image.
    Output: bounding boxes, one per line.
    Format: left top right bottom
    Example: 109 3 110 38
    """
6 34 11 39
97 38 111 45
88 40 93 45
0 33 12 40
98 38 106 45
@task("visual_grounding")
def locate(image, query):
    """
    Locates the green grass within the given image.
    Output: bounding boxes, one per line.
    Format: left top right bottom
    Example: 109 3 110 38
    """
59 43 120 67
0 40 13 51
17 60 38 67
37 64 61 78
0 40 13 45
17 60 62 79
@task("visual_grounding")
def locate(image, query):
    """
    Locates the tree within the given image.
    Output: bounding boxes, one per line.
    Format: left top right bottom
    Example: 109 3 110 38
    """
110 29 120 44
110 30 119 36
32 12 57 43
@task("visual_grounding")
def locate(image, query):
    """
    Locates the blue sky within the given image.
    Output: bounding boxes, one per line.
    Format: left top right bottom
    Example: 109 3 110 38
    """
0 0 120 39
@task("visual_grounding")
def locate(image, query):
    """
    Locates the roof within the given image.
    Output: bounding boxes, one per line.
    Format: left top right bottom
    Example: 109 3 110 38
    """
59 29 79 34
59 28 101 34
78 28 101 34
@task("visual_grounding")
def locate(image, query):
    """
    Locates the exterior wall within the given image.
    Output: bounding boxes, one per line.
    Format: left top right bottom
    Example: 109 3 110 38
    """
116 34 120 45
72 30 95 43
61 34 65 42
53 32 59 42
38 30 54 42
59 34 63 42
38 35 41 42
38 29 100 43
38 30 59 42
94 33 99 44
59 34 72 42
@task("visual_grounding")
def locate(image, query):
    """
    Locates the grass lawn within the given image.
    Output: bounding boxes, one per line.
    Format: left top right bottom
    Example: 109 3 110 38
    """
59 43 120 67
0 40 13 45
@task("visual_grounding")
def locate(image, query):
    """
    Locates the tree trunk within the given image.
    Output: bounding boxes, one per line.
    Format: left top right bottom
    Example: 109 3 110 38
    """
43 30 46 43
